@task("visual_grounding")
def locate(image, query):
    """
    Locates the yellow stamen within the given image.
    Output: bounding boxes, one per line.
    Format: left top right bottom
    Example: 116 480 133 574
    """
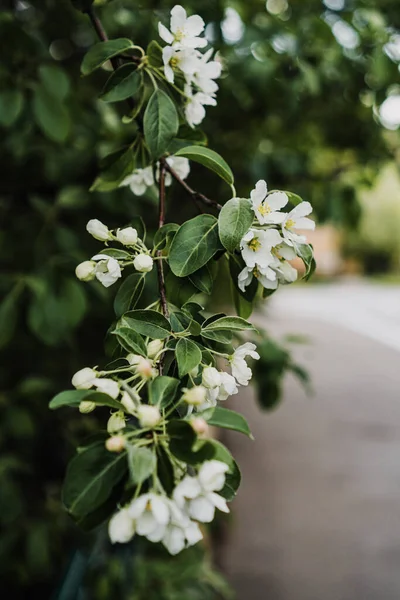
145 500 152 511
252 267 260 278
170 57 179 68
272 247 282 259
248 237 261 252
258 203 271 216
286 218 295 229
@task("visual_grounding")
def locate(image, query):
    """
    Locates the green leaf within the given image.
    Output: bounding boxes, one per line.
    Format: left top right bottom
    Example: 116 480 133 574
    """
149 376 180 407
168 125 208 154
189 263 214 294
154 223 179 250
174 146 234 186
99 64 142 103
231 285 253 319
208 440 241 500
127 446 156 485
169 214 223 277
208 406 253 438
201 330 232 344
296 243 316 280
39 65 70 101
176 338 202 377
122 310 171 340
143 89 179 159
0 90 24 127
81 39 134 75
0 284 21 349
62 443 127 518
167 421 215 465
90 147 134 192
33 84 70 143
146 40 163 67
112 327 147 356
165 272 198 308
49 389 122 411
202 316 256 333
218 198 254 253
113 273 145 318
156 445 174 495
95 248 132 260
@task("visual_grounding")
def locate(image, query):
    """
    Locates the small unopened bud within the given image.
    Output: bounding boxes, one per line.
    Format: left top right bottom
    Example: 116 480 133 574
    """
190 417 210 438
121 390 139 415
72 367 96 390
116 227 138 246
107 410 126 433
133 253 153 273
79 400 96 414
182 386 207 406
202 366 221 389
147 339 164 359
95 378 120 399
86 219 111 242
75 261 96 282
127 354 141 365
106 435 126 453
133 356 155 379
137 404 162 428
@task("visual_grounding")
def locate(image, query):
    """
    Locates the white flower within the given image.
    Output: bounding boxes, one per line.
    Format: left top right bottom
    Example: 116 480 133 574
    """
282 201 315 245
197 386 219 412
109 508 135 544
162 518 203 555
86 219 112 242
107 410 126 433
273 241 297 261
217 372 239 401
94 378 120 399
162 46 200 84
137 405 162 428
250 180 288 225
147 339 164 359
121 390 139 415
128 355 156 379
182 385 207 406
91 254 122 288
276 260 298 283
133 253 153 273
191 49 221 94
116 227 138 246
238 264 278 293
230 342 260 386
75 260 96 282
120 167 154 196
173 460 230 523
72 367 97 390
240 228 282 269
158 5 207 50
106 435 126 453
79 400 96 414
184 86 217 127
190 417 210 437
201 366 221 389
165 156 190 184
128 493 171 542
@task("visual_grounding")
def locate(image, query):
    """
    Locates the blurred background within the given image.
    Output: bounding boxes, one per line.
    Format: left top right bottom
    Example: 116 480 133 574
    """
1 0 400 598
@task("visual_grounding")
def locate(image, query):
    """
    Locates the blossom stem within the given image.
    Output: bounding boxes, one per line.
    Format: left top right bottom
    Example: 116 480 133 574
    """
163 160 222 211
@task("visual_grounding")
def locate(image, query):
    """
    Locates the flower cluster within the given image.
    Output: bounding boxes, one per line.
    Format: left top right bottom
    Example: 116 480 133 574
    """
75 219 154 287
158 5 222 127
238 180 315 292
120 156 190 197
109 460 228 554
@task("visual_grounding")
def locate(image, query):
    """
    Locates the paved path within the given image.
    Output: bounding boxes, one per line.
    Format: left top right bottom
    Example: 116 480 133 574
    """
221 283 400 600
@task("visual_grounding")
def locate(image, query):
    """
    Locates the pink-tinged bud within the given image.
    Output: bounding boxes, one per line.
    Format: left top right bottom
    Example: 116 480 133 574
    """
190 417 209 438
105 435 126 453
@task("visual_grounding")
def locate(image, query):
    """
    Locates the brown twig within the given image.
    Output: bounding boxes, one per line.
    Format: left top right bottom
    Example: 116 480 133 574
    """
163 160 222 211
157 159 169 320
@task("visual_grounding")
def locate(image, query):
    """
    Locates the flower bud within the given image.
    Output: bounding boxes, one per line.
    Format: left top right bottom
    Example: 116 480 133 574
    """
116 227 138 246
147 339 164 359
133 253 153 273
86 219 111 242
72 367 96 390
133 356 155 379
94 378 120 399
182 386 207 406
189 365 199 378
79 400 96 414
190 417 210 438
121 390 139 415
107 410 126 433
109 508 135 543
137 404 162 428
75 261 96 282
202 366 221 389
106 435 126 453
127 354 142 366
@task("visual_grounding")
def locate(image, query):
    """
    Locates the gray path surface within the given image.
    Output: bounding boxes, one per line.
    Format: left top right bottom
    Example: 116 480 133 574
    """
221 284 400 600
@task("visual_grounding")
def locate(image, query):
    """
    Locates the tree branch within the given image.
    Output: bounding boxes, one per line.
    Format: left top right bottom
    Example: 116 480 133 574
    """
163 160 222 211
157 159 169 320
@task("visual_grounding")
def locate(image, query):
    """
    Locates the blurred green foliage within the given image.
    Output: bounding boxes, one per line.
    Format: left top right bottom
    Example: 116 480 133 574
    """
0 0 399 596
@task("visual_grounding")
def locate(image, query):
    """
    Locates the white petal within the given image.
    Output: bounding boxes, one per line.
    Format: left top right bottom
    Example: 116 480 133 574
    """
184 14 205 37
158 22 174 44
250 179 267 205
136 512 159 536
108 509 135 544
209 492 230 513
163 525 186 555
185 521 203 546
146 522 167 543
290 200 313 219
150 495 170 525
128 494 148 519
198 460 229 492
295 217 315 230
189 496 215 523
170 5 187 33
173 476 202 505
267 191 289 211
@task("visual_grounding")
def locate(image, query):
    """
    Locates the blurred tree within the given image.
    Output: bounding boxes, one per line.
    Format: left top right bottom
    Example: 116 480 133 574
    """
0 0 399 597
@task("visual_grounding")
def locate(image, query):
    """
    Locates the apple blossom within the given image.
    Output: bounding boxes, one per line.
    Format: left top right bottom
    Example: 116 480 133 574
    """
282 201 315 245
182 385 207 406
116 226 138 246
72 367 97 390
251 180 288 225
106 435 126 453
75 260 96 282
217 372 239 401
86 219 112 242
91 254 122 287
158 5 207 50
94 377 120 399
107 410 126 433
137 405 162 428
120 166 154 196
109 508 135 544
133 253 153 273
128 493 171 542
201 366 221 389
230 342 260 386
147 339 164 359
240 228 282 270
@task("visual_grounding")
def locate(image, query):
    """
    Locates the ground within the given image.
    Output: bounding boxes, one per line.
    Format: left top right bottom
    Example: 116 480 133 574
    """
222 281 400 600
